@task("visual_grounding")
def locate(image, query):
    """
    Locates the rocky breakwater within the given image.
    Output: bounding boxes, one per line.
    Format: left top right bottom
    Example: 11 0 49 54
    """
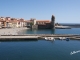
0 27 30 35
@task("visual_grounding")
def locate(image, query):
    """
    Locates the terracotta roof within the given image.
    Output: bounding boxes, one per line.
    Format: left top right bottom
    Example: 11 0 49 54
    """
25 20 31 23
6 20 9 22
24 20 28 22
9 20 18 23
46 22 51 23
36 20 51 24
19 19 24 22
36 20 50 22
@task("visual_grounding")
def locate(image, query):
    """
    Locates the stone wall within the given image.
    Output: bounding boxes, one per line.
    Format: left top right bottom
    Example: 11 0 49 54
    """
38 23 52 29
32 25 38 29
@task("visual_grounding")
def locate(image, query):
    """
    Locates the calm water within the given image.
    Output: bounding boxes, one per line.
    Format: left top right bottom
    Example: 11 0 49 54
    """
21 28 80 34
0 28 80 60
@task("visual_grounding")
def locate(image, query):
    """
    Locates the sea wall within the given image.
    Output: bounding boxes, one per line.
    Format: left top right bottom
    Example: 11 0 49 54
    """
38 23 52 29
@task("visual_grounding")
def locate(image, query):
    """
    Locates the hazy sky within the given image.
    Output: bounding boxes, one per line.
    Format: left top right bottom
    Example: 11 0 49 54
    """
0 0 80 23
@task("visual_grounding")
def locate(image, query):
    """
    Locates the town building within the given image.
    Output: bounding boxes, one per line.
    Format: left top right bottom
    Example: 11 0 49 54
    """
0 15 56 29
27 15 55 29
0 17 26 28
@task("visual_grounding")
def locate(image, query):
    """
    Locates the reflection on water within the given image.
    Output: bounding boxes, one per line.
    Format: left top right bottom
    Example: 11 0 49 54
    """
20 29 55 34
20 28 80 34
51 29 55 34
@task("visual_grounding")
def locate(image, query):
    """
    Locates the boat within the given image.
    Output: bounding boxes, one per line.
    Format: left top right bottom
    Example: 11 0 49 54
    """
45 37 48 40
45 37 55 41
59 37 62 40
59 37 66 40
49 37 55 41
66 38 70 41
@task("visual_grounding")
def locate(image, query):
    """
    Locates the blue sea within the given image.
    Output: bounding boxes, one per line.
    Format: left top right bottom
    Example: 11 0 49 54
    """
0 28 80 60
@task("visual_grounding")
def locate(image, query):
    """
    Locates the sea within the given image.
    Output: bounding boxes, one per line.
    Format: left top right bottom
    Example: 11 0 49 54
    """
0 28 80 60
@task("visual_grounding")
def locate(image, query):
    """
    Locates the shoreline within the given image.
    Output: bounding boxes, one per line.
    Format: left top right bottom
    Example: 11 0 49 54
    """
0 27 30 35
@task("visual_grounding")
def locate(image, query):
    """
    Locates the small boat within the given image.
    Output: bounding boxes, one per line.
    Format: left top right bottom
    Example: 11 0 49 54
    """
45 37 55 41
45 37 48 40
59 37 62 40
66 38 70 41
49 37 55 41
59 37 66 40
62 37 66 40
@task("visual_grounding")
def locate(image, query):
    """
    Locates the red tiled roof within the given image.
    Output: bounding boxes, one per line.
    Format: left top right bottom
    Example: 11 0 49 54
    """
36 20 50 22
25 20 31 22
6 20 9 22
24 20 27 22
36 20 51 24
9 20 18 23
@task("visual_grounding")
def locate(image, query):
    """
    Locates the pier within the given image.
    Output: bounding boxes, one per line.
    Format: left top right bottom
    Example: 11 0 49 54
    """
0 34 80 41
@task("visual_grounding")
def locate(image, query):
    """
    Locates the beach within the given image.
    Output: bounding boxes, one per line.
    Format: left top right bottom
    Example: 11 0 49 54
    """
0 27 30 35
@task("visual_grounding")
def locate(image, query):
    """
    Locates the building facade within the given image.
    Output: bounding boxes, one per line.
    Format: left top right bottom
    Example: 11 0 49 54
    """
0 15 55 29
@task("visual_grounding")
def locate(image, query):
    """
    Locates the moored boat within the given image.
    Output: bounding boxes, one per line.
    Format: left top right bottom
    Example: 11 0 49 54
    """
66 38 70 41
45 37 55 41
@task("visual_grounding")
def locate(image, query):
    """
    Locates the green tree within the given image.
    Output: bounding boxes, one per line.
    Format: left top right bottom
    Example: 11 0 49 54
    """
30 22 34 26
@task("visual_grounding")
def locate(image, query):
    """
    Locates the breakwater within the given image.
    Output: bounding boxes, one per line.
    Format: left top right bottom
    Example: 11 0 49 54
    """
0 34 80 41
61 23 80 28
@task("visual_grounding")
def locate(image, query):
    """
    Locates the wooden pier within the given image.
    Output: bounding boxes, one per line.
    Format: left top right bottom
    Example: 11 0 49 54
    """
0 34 80 41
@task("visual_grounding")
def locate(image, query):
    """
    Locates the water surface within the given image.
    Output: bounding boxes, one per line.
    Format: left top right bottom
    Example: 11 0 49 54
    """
0 28 80 60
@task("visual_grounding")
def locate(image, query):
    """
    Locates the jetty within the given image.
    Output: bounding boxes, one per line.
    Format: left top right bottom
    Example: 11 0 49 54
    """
0 34 80 41
55 26 71 29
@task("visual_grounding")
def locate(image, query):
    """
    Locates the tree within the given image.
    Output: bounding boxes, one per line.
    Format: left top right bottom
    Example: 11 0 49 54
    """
30 22 34 26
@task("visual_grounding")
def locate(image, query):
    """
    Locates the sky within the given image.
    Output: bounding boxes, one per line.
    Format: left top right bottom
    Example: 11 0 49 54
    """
0 0 80 23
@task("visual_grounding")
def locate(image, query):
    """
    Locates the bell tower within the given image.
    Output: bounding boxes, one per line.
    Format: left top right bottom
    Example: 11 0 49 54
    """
51 15 55 29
